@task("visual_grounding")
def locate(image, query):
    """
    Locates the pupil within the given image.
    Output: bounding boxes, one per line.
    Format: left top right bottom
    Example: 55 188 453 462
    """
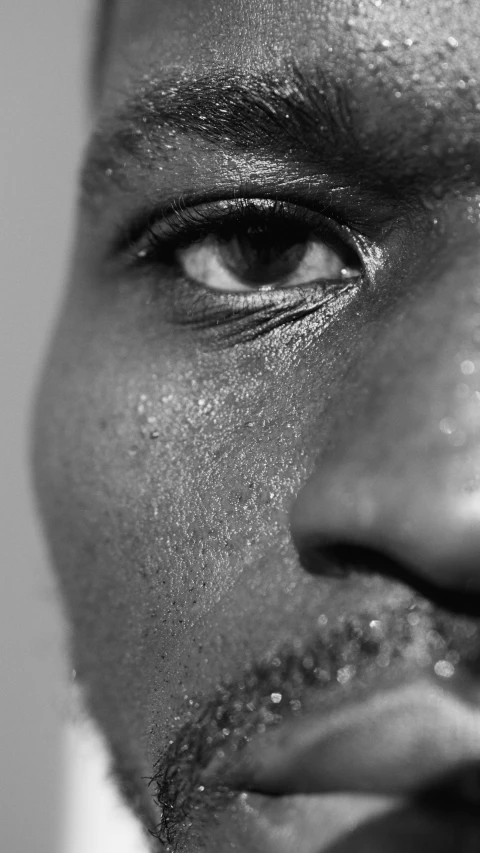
218 225 307 285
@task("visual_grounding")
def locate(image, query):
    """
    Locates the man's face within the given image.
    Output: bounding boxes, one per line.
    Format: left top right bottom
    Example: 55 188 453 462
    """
34 0 480 850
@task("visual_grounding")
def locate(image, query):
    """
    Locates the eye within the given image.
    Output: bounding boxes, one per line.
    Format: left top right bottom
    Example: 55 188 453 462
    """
131 198 363 294
177 221 361 293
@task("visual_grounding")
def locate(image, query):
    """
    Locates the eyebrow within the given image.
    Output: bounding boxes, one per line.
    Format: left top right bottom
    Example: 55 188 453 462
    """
81 58 480 214
113 62 355 159
81 61 403 203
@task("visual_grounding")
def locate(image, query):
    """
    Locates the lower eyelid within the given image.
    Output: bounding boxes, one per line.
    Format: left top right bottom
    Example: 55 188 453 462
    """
163 275 363 347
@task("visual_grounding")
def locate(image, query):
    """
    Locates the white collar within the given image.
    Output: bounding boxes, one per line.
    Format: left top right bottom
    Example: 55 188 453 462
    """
63 707 152 853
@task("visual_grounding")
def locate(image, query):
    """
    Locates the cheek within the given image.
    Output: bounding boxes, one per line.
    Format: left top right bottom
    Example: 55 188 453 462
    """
32 279 356 757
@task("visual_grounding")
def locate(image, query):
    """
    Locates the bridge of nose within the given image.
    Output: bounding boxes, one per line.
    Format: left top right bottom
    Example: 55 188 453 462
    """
290 246 480 599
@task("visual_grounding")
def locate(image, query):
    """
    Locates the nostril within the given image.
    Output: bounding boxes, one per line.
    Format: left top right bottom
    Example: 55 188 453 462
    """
301 542 399 578
419 761 480 816
301 542 480 618
458 764 480 809
290 447 480 611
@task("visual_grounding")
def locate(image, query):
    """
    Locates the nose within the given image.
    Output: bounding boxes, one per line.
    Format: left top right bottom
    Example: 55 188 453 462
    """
290 245 480 614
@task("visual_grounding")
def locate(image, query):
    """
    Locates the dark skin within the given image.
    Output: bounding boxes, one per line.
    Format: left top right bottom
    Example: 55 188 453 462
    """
34 0 480 850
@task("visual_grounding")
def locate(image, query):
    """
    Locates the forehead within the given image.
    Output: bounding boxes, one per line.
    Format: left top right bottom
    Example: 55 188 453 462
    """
105 0 480 81
99 0 480 162
88 0 480 208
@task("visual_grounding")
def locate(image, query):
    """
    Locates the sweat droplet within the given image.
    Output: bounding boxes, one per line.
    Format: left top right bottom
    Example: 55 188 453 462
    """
337 665 356 684
434 660 455 678
375 38 391 51
446 36 459 50
439 417 456 435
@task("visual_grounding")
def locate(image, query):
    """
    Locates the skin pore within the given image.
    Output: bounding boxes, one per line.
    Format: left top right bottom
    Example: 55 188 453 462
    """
34 0 480 850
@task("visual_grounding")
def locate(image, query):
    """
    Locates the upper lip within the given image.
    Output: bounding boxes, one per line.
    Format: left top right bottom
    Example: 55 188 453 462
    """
202 673 480 803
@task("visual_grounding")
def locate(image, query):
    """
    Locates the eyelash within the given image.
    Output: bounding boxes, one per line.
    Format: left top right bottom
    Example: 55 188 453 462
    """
128 197 360 270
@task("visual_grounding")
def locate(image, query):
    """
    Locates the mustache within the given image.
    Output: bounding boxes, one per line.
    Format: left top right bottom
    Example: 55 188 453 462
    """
148 588 480 848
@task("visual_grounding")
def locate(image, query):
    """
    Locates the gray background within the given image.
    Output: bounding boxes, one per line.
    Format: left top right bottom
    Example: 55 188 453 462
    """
1 3 90 850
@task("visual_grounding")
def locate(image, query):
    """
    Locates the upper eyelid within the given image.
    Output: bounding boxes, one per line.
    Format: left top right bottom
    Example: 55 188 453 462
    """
115 196 364 266
147 199 324 246
110 189 372 256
